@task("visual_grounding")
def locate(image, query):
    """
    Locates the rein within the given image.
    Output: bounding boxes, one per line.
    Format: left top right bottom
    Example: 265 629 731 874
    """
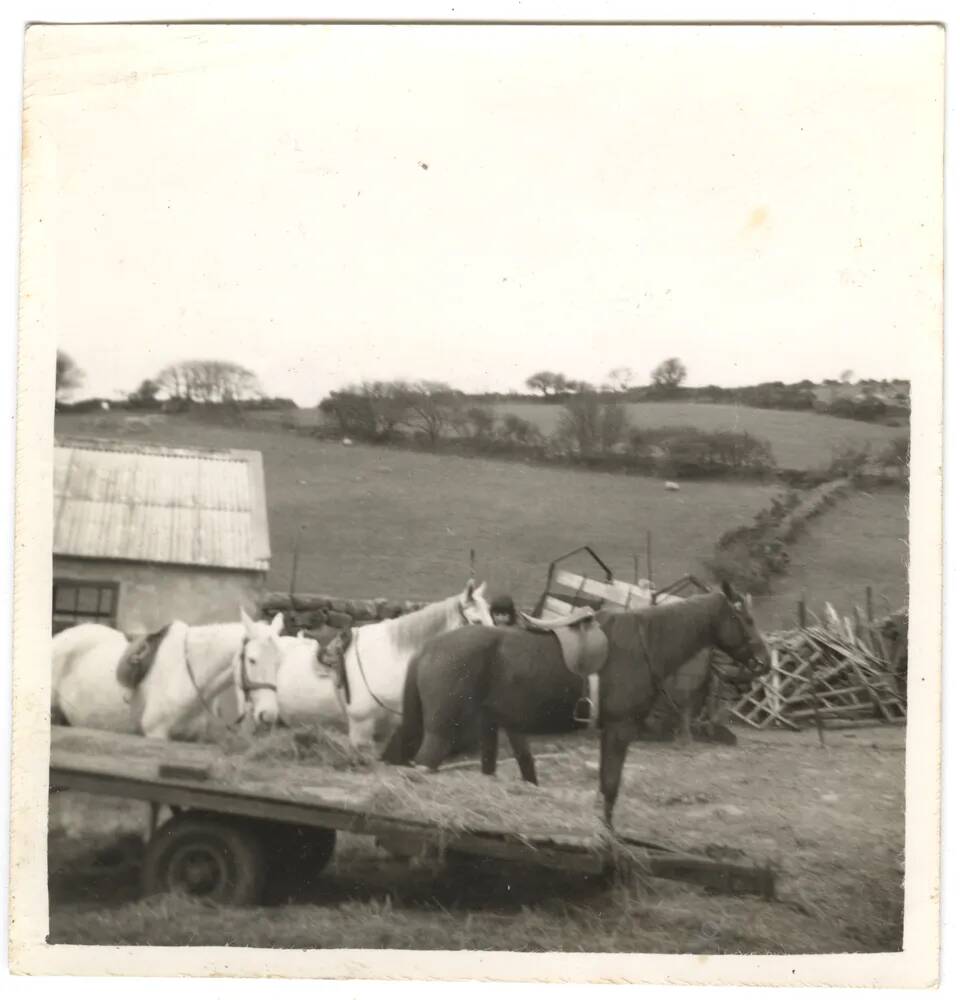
352 630 403 718
182 628 238 728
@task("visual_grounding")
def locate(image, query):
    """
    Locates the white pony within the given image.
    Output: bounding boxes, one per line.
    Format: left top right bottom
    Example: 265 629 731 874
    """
52 610 284 740
52 623 139 733
279 581 493 752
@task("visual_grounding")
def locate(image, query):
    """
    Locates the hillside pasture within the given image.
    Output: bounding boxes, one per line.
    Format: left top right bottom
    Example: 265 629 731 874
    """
492 401 905 471
55 412 779 615
762 488 909 630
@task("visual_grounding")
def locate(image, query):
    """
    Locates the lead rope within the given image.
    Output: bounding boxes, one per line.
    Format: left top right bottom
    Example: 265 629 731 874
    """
183 629 246 730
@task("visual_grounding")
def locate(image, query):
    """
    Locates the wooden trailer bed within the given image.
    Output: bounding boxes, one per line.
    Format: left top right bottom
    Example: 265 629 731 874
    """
50 726 776 904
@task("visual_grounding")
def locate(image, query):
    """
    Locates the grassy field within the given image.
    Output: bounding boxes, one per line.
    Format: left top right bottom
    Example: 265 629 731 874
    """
762 488 909 630
55 412 909 628
56 412 779 615
48 725 904 953
491 401 905 471
244 400 905 472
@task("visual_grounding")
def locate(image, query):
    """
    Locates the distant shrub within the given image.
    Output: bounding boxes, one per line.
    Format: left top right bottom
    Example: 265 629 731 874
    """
878 435 909 476
498 414 542 445
825 442 873 478
626 426 774 478
826 396 888 423
702 543 772 595
463 405 496 439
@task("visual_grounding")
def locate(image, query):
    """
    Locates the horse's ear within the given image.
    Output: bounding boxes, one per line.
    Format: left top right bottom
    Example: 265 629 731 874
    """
240 607 256 638
721 580 735 602
475 581 487 599
465 579 475 599
270 612 284 635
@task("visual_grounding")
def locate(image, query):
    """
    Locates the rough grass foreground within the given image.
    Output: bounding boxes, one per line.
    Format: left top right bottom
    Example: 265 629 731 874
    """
49 727 904 954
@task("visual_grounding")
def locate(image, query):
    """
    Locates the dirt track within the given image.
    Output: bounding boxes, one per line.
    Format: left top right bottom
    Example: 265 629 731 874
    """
48 724 904 953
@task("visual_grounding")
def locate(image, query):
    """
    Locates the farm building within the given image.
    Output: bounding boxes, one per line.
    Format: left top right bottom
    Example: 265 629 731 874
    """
52 438 270 635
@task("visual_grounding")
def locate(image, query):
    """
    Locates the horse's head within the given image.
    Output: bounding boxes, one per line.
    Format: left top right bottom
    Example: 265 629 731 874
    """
236 610 284 728
458 579 494 626
713 582 771 680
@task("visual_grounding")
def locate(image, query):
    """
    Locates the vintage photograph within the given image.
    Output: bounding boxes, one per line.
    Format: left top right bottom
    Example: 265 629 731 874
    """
10 19 942 984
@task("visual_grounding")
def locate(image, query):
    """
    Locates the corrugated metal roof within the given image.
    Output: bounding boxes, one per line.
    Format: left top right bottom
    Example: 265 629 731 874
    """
53 438 270 571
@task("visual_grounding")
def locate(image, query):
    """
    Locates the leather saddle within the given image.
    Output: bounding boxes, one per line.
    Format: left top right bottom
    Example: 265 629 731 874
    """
116 623 171 690
520 608 609 679
302 626 354 704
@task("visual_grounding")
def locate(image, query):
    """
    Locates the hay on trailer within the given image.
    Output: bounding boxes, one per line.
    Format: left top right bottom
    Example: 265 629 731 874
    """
212 725 605 843
362 766 605 844
216 725 375 772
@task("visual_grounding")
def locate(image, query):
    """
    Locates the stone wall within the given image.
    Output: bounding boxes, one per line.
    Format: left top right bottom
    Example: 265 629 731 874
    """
260 591 427 633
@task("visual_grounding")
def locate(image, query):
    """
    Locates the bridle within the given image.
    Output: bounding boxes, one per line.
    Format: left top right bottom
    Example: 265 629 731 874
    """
237 635 280 696
714 601 768 681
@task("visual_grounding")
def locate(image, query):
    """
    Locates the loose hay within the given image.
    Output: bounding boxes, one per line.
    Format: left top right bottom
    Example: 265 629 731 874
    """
216 725 375 773
212 726 605 843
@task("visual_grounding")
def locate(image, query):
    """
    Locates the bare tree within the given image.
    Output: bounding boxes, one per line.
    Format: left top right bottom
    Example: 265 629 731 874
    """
650 357 688 393
405 381 462 444
56 351 85 402
525 371 574 397
607 367 635 392
155 359 263 404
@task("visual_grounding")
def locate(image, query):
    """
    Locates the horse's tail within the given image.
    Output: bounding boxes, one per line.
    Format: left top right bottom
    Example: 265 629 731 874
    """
381 654 424 765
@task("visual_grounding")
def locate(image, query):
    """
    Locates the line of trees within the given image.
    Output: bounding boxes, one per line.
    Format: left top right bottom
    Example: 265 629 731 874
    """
524 357 689 399
317 380 779 479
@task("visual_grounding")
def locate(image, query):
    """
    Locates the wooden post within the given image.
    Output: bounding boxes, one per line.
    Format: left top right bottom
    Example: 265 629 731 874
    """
633 553 640 586
288 524 304 609
646 530 654 600
469 548 476 582
798 594 807 629
866 585 874 623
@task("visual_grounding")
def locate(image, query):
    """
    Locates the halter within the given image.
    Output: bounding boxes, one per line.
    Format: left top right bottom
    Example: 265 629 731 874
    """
182 631 277 732
715 602 767 678
237 635 280 694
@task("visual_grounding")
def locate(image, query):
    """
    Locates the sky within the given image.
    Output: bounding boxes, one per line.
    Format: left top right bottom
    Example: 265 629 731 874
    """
25 24 943 406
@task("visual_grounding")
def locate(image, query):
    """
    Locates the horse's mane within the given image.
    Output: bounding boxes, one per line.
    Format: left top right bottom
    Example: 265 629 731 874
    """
374 595 459 648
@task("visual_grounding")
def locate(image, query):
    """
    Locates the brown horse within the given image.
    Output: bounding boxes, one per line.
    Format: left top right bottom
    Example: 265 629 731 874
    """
384 583 770 827
594 584 769 824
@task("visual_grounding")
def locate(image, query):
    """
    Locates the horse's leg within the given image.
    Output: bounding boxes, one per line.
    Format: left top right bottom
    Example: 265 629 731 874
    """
599 721 633 828
505 730 538 786
348 713 379 753
479 710 500 777
414 731 456 771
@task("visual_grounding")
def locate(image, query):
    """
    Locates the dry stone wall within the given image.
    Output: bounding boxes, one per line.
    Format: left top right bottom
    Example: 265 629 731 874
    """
260 591 427 633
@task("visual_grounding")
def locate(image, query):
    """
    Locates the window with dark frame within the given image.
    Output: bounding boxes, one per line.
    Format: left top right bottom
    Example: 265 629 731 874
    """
52 580 119 634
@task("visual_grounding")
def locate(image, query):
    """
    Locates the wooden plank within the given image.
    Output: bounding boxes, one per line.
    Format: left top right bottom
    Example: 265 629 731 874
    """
552 570 652 607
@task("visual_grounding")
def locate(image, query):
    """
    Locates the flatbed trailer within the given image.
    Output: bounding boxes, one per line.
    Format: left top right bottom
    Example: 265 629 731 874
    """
50 726 776 906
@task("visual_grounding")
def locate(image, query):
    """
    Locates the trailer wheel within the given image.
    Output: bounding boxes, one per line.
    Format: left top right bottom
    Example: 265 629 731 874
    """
143 813 265 905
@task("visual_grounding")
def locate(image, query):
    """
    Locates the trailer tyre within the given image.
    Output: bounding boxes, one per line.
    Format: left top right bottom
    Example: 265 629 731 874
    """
143 813 265 906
